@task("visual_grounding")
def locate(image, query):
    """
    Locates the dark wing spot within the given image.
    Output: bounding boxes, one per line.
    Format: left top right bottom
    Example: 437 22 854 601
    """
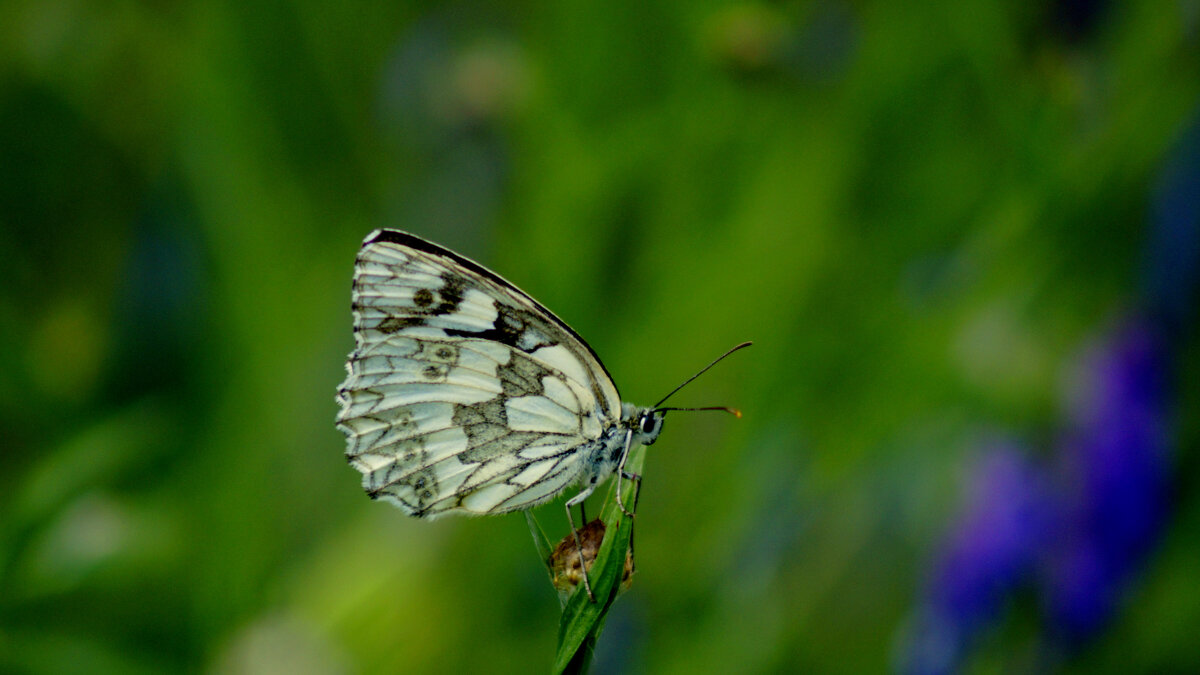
498 352 553 396
444 302 549 352
417 342 459 365
496 304 527 343
432 272 466 315
422 364 449 381
387 436 427 464
413 288 434 307
385 409 416 432
368 464 439 513
453 398 508 426
377 316 425 334
453 399 533 463
402 468 440 510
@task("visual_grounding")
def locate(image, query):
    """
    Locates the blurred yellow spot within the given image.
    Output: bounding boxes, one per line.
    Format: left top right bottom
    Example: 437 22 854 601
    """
703 5 787 72
435 40 532 125
22 493 129 594
211 613 350 675
27 300 107 402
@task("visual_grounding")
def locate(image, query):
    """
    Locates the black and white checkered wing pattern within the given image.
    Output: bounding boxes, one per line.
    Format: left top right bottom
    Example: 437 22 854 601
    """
336 229 623 517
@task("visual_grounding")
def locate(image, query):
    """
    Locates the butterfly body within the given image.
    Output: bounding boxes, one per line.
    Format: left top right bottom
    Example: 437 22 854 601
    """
337 229 663 519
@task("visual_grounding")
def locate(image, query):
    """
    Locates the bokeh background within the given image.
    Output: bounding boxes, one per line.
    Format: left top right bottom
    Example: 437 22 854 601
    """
2 1 1198 673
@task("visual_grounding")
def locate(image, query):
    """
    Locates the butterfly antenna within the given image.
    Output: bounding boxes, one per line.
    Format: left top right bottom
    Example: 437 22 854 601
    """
655 405 743 418
652 341 753 409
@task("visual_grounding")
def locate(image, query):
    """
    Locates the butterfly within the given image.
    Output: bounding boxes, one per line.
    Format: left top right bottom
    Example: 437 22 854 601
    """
335 229 748 597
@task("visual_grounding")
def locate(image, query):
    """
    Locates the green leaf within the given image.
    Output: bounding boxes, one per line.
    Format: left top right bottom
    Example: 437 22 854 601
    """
525 510 559 599
551 445 645 674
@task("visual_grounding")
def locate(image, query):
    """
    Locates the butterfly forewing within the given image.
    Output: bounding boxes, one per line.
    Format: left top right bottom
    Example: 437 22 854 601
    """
337 229 623 517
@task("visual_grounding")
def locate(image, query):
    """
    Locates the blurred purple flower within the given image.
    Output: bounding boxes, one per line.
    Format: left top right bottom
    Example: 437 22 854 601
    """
900 442 1052 675
931 445 1052 628
1042 319 1171 643
902 319 1173 672
902 106 1195 671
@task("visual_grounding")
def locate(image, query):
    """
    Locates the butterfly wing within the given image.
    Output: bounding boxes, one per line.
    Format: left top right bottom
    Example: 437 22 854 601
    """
336 229 623 517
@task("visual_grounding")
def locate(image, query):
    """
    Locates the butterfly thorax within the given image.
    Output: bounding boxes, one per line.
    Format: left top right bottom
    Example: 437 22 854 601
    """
577 404 664 489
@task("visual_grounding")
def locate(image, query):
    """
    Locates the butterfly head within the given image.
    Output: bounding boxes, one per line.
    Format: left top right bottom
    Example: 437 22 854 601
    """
635 408 665 446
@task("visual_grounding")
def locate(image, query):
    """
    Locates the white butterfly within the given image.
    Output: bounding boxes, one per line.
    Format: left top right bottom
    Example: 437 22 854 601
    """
336 229 746 594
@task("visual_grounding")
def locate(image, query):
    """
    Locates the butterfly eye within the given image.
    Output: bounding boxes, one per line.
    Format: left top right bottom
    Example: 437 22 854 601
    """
639 413 660 437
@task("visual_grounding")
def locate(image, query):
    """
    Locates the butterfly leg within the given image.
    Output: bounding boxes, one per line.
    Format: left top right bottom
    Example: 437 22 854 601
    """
565 486 598 602
615 429 638 518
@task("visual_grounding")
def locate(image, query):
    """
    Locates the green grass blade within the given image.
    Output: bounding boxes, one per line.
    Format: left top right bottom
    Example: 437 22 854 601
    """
525 510 559 599
551 446 645 674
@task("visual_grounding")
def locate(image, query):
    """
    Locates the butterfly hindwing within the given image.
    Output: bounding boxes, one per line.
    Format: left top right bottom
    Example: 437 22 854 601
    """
337 229 623 517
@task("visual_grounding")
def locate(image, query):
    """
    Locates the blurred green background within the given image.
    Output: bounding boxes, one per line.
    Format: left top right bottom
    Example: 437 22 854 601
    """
2 1 1198 673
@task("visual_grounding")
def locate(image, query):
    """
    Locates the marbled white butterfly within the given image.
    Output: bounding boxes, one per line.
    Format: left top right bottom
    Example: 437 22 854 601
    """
336 229 747 597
